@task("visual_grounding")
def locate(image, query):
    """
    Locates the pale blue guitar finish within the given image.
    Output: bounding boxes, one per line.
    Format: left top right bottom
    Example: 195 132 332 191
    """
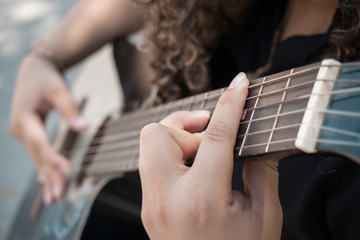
319 62 360 162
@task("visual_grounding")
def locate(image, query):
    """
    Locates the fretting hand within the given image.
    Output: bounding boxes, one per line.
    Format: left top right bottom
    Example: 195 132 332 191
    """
139 73 283 239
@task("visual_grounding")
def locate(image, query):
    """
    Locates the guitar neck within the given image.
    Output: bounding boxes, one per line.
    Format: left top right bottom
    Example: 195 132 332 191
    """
80 59 360 176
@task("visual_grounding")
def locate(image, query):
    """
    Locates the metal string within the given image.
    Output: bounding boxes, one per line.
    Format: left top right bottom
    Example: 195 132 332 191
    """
60 85 360 157
81 136 360 175
84 108 360 164
61 63 360 174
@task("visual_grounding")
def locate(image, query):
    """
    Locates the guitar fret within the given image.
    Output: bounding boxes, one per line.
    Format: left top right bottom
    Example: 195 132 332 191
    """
237 67 318 155
200 92 209 109
238 76 267 156
188 96 195 110
129 141 139 170
266 68 295 152
238 123 301 138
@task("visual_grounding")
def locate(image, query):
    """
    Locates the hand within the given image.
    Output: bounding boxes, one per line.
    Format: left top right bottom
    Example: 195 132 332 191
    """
9 56 87 204
139 73 282 239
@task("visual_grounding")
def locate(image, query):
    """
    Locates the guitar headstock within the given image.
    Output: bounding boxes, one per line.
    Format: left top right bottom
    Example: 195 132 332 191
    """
296 59 360 163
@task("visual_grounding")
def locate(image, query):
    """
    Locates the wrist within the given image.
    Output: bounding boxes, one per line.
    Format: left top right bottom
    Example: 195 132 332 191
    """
27 39 63 71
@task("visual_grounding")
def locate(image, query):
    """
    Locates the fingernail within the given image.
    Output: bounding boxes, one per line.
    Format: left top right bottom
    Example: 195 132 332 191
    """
71 116 87 129
228 72 246 89
192 110 211 117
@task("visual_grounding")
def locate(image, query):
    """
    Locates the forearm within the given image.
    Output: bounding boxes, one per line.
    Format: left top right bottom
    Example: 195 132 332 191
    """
33 0 146 70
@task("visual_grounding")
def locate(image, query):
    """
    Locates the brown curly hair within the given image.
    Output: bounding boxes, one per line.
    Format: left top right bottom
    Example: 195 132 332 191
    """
326 0 360 61
134 0 249 103
134 0 360 103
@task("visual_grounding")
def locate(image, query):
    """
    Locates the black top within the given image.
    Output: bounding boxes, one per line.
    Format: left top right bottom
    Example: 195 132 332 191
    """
210 1 360 239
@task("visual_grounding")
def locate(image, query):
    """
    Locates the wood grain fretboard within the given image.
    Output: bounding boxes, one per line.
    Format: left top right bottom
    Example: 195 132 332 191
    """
78 62 324 176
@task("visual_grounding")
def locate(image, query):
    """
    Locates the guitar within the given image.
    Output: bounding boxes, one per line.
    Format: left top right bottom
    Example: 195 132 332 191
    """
8 56 360 239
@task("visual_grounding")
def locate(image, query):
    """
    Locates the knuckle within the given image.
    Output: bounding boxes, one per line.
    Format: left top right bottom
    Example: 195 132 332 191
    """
167 110 188 119
205 121 232 142
160 110 189 126
140 123 164 140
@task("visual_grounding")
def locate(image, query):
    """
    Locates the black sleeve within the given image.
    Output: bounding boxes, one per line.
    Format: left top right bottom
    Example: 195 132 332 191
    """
279 153 360 240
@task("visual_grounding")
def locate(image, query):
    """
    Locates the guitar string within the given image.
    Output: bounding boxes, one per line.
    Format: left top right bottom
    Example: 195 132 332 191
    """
101 61 360 129
85 110 359 158
86 135 360 167
234 137 360 151
245 62 355 88
64 108 302 156
98 80 358 146
81 123 302 158
237 123 360 139
124 107 360 152
102 64 323 128
102 60 360 126
59 64 360 157
80 71 360 171
60 84 360 157
92 78 359 147
80 137 360 175
84 90 309 144
103 77 360 131
77 62 360 174
104 61 358 127
83 121 360 165
95 88 309 143
76 82 360 151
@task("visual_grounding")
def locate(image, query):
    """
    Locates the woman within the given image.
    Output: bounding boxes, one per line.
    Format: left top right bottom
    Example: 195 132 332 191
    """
9 0 360 239
141 0 360 239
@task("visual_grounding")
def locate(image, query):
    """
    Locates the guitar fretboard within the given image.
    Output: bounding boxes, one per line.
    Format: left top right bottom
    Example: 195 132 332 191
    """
80 62 324 176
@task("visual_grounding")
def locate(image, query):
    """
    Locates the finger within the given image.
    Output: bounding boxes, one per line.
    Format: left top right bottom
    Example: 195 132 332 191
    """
22 115 70 173
139 123 202 185
44 81 87 131
193 73 249 190
40 161 67 204
160 110 210 132
242 159 282 238
42 179 52 204
18 114 69 201
47 165 67 202
44 146 71 174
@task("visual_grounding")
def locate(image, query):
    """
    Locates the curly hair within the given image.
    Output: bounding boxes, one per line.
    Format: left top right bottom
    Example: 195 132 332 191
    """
134 0 360 103
326 0 360 61
134 0 249 103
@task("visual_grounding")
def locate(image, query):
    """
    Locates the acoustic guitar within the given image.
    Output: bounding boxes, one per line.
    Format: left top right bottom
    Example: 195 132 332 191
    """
8 55 360 239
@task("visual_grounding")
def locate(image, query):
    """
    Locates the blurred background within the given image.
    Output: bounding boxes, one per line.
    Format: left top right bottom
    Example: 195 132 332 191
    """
0 1 77 239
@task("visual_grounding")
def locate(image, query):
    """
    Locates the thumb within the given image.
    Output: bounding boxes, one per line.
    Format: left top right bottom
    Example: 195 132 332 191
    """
46 81 87 131
242 159 282 239
243 159 280 210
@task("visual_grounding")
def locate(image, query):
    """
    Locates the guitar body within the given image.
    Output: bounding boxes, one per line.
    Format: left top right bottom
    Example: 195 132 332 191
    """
8 43 148 240
8 174 118 240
